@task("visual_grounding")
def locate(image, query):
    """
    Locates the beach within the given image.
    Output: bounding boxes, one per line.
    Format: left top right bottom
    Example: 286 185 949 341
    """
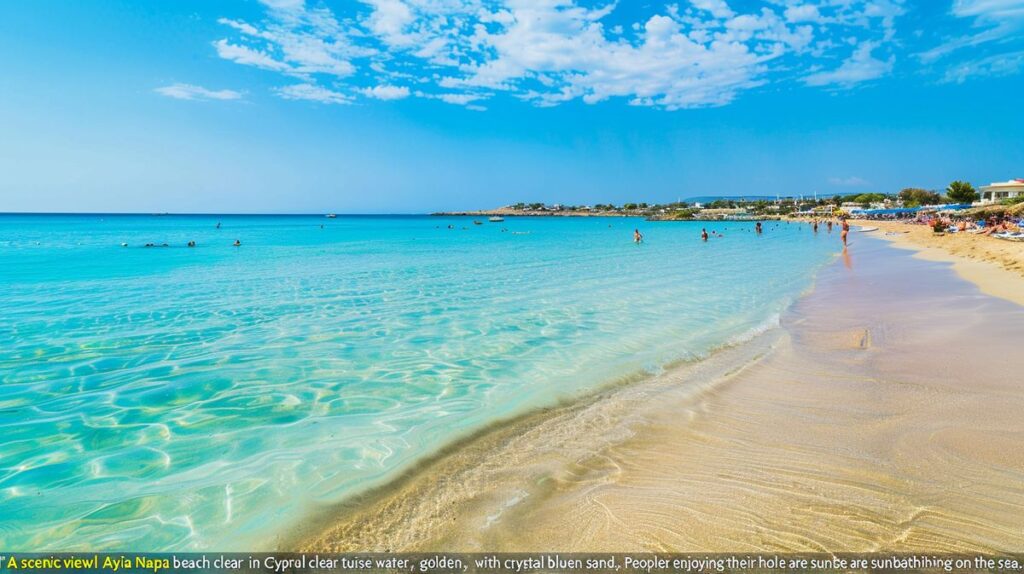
851 219 1024 306
302 233 1024 553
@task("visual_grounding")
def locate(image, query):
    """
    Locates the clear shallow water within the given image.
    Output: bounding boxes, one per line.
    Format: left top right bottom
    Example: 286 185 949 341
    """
0 214 839 550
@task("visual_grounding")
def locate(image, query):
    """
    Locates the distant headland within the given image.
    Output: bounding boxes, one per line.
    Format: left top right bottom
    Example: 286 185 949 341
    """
435 198 821 221
433 184 1012 221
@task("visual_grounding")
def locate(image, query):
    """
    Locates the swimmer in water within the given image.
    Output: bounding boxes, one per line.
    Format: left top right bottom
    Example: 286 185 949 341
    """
701 228 709 242
634 229 643 243
827 220 833 232
813 220 819 233
755 221 763 234
187 240 196 247
233 239 241 247
216 222 221 229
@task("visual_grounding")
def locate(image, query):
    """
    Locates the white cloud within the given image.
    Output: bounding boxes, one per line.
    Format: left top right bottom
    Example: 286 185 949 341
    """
804 41 893 86
275 83 352 104
360 85 411 99
212 0 910 110
261 0 305 10
213 40 290 72
413 91 486 107
784 5 822 23
690 0 735 19
941 49 1024 83
155 83 244 101
440 7 769 110
953 0 1024 19
362 0 417 46
213 2 369 79
437 93 481 105
919 0 1024 63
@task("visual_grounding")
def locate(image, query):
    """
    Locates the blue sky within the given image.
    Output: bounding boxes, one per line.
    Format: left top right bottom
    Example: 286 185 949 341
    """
1 0 1022 213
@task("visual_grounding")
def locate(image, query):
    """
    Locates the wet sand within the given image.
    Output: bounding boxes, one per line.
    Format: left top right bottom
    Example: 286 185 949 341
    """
301 237 1024 553
851 219 1024 306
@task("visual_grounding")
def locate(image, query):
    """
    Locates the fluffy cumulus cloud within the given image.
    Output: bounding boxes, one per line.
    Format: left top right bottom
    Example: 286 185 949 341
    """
206 0 922 110
155 83 244 101
360 85 412 99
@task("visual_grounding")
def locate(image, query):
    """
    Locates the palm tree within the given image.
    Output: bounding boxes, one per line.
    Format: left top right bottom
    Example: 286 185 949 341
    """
946 180 977 204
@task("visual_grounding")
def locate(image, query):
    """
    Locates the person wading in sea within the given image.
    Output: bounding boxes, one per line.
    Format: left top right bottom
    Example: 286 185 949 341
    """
841 219 850 246
633 229 644 243
701 228 709 242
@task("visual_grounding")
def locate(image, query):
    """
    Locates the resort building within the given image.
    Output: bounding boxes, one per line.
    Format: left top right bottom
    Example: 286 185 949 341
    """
978 179 1024 204
700 207 750 219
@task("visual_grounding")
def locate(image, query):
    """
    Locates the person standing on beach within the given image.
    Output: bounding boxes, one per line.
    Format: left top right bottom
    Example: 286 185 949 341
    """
841 219 850 246
701 228 709 242
634 229 643 243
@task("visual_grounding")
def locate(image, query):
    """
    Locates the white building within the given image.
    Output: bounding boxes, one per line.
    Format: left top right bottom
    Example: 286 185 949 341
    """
978 179 1024 205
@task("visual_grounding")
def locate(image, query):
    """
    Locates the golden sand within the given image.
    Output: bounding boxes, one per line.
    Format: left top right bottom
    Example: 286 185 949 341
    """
301 237 1024 553
851 219 1024 306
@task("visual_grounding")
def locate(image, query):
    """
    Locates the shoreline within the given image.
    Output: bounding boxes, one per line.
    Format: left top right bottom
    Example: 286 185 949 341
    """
850 219 1024 306
299 236 1024 552
432 210 634 217
294 322 788 552
432 210 784 222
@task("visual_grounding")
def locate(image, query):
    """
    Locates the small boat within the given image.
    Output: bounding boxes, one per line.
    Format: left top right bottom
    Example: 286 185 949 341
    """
488 216 505 222
473 220 483 225
326 214 337 218
857 227 879 232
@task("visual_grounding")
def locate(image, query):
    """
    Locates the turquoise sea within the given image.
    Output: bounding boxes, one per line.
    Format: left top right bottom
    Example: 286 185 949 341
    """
0 214 840 550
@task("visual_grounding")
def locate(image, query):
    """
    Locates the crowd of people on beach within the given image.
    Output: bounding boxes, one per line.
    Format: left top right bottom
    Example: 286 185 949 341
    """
930 214 1023 238
864 212 1024 239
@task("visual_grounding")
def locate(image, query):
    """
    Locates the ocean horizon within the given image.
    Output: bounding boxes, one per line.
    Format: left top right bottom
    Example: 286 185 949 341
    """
1 214 841 550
